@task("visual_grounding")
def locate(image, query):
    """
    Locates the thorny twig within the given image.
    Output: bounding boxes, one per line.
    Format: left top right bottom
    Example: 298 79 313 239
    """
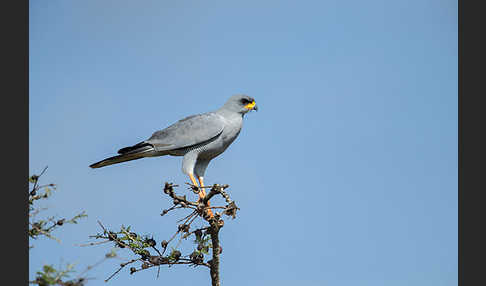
29 167 88 244
29 167 108 286
88 181 239 286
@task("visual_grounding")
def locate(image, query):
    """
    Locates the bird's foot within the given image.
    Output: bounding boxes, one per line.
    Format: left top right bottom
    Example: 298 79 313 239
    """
203 207 214 220
197 196 214 220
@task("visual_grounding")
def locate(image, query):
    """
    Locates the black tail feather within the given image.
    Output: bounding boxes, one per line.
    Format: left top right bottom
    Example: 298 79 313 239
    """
91 142 156 169
118 142 153 154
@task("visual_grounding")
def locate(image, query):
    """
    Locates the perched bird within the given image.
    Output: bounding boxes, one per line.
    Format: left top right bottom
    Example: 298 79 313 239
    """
90 95 258 215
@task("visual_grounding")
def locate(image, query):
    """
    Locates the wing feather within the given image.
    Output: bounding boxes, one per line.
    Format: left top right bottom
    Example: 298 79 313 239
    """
145 112 225 151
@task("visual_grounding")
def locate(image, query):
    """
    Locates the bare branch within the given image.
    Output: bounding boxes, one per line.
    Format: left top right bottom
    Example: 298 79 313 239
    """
88 181 239 285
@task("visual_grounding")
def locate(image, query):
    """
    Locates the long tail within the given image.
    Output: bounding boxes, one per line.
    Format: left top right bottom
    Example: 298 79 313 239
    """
90 142 155 168
89 153 145 168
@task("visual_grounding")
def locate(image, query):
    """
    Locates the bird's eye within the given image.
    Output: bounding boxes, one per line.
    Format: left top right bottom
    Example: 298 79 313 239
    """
240 98 251 105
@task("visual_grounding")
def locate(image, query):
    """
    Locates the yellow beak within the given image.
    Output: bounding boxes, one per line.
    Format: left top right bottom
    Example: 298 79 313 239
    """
244 101 257 110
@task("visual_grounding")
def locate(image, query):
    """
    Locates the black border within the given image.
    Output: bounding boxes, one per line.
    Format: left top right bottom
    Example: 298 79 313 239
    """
459 0 483 285
3 0 29 284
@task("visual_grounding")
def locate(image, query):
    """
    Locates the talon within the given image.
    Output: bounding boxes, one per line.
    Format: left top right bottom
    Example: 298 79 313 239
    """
205 207 214 218
189 174 214 219
198 176 214 219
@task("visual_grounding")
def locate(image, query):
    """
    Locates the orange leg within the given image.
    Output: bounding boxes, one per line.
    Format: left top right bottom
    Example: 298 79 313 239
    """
198 176 214 218
189 174 204 199
188 174 213 218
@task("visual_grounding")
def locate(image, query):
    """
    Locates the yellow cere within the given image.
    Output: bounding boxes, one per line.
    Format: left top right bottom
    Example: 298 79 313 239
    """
245 101 256 110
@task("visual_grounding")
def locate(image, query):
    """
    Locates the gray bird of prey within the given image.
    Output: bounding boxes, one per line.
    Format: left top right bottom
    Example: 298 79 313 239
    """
90 95 257 216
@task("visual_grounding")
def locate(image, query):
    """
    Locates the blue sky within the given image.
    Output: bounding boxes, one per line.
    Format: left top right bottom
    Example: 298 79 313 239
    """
29 0 457 285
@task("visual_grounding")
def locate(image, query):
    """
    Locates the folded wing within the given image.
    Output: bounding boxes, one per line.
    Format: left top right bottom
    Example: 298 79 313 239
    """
119 112 225 154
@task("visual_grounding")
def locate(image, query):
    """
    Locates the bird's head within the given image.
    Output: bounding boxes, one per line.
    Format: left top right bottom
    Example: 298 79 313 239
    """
222 94 258 115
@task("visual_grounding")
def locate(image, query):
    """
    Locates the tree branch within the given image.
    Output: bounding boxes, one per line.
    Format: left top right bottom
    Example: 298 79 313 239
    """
208 218 223 286
88 181 239 285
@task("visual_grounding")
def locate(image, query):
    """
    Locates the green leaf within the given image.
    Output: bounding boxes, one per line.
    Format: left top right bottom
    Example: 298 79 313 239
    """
42 264 56 274
29 175 39 183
